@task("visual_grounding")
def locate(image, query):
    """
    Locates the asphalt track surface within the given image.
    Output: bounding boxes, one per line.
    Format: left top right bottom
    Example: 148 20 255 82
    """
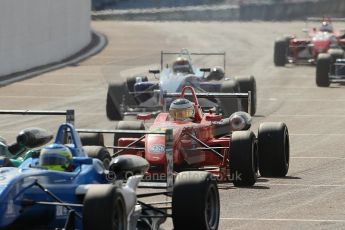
1 21 345 229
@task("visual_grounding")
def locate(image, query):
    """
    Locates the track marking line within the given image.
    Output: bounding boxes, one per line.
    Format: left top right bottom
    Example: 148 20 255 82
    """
290 134 345 136
291 156 345 160
256 183 345 188
270 114 345 118
220 217 345 223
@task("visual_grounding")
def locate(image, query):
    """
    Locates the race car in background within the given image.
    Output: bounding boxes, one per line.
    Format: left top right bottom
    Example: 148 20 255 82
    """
106 49 257 121
274 17 345 66
106 86 290 187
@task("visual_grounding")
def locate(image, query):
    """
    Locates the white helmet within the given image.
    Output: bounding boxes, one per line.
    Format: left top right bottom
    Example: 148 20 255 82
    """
172 57 192 74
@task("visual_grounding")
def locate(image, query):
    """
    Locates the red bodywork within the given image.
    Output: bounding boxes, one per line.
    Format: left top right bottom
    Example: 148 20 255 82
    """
118 86 231 181
288 21 345 62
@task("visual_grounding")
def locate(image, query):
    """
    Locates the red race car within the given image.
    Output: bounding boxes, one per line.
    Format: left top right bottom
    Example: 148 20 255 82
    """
274 17 345 66
114 86 290 187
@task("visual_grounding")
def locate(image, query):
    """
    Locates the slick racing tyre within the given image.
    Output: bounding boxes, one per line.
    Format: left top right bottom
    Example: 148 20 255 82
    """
274 37 288 66
83 146 111 169
219 80 242 117
106 82 124 121
172 171 220 230
106 81 137 121
258 122 289 177
316 53 331 87
83 185 127 230
230 131 257 186
235 75 257 116
79 133 104 146
113 121 145 154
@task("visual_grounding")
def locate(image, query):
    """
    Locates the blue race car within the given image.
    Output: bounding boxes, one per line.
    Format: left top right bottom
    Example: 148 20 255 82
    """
0 123 220 230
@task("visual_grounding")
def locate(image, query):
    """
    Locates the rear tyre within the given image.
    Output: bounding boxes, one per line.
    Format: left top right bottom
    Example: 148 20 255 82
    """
79 133 104 146
316 53 331 87
83 185 127 230
219 80 242 117
106 82 124 121
172 171 220 230
83 146 111 169
274 38 288 66
113 121 145 153
235 75 257 116
258 122 289 177
230 131 257 186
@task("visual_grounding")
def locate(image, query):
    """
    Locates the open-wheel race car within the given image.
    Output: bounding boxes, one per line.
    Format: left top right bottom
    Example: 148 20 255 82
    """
274 17 345 66
106 49 257 121
99 86 289 187
0 122 220 230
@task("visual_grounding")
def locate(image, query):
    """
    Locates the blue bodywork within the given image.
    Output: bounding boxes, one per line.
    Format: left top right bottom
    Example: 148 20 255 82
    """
0 123 107 229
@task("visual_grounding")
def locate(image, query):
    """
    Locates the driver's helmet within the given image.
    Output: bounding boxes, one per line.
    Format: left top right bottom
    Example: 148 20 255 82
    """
207 66 225 81
169 98 195 121
39 144 72 171
320 21 333 32
172 57 192 74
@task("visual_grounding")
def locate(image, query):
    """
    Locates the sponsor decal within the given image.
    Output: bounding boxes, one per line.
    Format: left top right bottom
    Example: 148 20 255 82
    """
149 144 165 154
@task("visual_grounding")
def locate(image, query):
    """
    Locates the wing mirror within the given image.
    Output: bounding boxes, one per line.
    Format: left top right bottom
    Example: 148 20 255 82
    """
200 68 211 72
149 70 160 74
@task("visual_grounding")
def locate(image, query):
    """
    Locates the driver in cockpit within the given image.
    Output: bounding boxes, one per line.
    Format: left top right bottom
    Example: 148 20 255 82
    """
319 21 333 33
172 57 193 74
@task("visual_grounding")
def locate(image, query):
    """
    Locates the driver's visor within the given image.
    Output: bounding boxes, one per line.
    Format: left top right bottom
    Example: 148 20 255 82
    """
40 153 68 166
169 108 194 120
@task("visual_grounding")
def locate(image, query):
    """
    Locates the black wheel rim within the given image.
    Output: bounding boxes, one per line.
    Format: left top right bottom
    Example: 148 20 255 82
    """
205 185 219 230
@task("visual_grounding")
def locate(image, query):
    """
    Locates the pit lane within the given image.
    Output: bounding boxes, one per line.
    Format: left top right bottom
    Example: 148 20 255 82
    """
1 21 345 229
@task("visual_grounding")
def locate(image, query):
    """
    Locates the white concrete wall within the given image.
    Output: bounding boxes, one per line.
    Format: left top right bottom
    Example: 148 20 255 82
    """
0 0 91 76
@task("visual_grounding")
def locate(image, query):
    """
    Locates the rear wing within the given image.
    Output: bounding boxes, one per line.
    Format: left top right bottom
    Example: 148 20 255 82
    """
160 50 226 72
307 17 345 22
305 17 345 33
77 128 174 192
0 109 75 125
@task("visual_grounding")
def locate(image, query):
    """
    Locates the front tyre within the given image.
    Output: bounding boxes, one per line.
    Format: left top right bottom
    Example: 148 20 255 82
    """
274 38 288 66
172 171 220 230
83 185 127 230
316 53 331 87
230 131 257 186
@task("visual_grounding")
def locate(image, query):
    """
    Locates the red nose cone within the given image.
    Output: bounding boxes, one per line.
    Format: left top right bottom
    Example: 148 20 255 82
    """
145 134 167 164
